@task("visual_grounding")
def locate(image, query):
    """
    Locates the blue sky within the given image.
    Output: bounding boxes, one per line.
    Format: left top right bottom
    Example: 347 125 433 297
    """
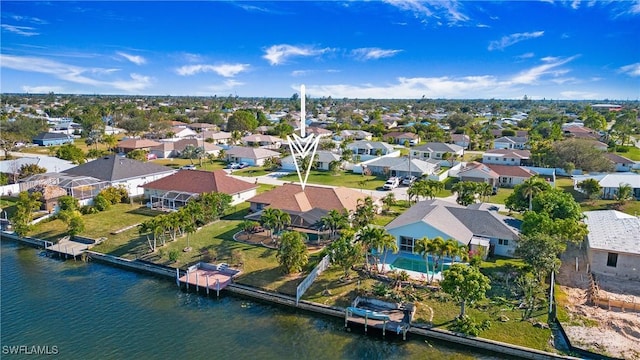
1 1 639 100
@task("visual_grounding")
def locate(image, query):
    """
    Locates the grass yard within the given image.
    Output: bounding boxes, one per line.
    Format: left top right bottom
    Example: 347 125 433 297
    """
279 170 386 190
31 203 161 247
556 176 640 216
151 158 227 171
303 260 554 351
231 167 274 177
487 187 514 205
615 145 640 161
0 197 18 219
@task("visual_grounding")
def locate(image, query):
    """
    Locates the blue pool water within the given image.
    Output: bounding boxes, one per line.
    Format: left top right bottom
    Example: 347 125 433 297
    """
391 257 451 274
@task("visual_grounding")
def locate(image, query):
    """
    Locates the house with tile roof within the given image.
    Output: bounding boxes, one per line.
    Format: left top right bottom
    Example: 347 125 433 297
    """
245 183 380 229
140 169 258 209
485 164 536 188
385 199 521 258
457 162 499 186
604 153 637 172
383 131 420 146
584 210 640 280
201 131 233 145
450 134 470 149
482 149 531 166
117 138 162 154
225 146 280 166
62 155 175 196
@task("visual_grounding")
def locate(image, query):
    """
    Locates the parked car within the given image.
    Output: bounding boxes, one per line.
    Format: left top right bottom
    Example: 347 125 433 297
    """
238 162 250 169
181 164 196 170
383 177 400 190
228 162 240 169
402 175 417 186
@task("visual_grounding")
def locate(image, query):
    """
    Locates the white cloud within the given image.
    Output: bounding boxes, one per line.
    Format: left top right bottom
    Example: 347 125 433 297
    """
560 90 599 99
1 24 39 36
351 48 402 61
291 69 341 77
22 85 65 93
0 54 152 93
384 0 470 25
262 44 331 65
516 52 535 60
488 31 544 51
571 0 581 10
175 63 249 77
510 56 578 84
11 15 48 24
117 51 147 65
619 62 640 77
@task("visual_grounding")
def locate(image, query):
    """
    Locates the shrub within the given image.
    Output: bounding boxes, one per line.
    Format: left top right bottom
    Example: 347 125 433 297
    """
58 195 79 212
449 315 491 336
168 249 180 263
93 194 111 211
80 205 98 215
98 186 129 204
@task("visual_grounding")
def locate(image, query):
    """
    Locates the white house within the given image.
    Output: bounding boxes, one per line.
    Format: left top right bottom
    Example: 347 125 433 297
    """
584 210 640 280
493 136 529 150
411 142 464 161
346 141 397 161
225 146 280 167
482 149 531 166
572 173 640 200
281 150 342 171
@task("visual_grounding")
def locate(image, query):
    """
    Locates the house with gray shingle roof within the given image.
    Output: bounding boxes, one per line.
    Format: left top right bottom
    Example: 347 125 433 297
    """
62 155 175 196
385 199 521 258
346 141 398 161
281 150 342 171
225 146 280 166
359 156 440 178
493 136 529 150
584 210 640 280
411 142 463 161
604 153 637 172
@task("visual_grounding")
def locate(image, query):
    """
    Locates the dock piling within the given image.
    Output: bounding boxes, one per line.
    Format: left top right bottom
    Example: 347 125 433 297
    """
206 275 210 296
176 268 180 287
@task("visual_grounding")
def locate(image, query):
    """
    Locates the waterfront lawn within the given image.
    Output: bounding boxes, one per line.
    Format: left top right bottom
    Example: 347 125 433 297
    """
31 203 160 244
0 197 18 218
279 170 386 190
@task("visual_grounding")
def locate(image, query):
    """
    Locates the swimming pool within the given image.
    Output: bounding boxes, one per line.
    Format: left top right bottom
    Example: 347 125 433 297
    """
390 257 451 274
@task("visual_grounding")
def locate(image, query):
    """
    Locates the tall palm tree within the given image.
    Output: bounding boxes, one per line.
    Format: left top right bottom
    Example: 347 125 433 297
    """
260 208 278 239
440 239 458 274
356 226 390 271
521 176 546 211
272 209 291 237
414 236 432 283
478 182 493 202
429 237 446 283
373 228 398 273
320 209 349 238
450 241 469 264
353 196 376 229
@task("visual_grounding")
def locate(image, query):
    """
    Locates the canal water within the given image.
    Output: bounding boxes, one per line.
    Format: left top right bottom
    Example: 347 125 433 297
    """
1 241 503 359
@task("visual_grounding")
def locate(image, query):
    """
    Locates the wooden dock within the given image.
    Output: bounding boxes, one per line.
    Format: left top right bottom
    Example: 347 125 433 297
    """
344 296 414 339
46 235 104 258
178 262 241 296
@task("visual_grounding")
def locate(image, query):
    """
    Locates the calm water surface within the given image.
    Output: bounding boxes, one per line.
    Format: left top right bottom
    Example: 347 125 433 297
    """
1 241 503 360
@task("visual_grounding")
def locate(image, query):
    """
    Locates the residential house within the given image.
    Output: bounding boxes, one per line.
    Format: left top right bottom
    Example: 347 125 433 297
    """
306 126 333 138
584 210 640 280
563 124 601 141
491 130 529 138
482 149 531 166
338 129 372 141
457 162 499 186
450 134 470 149
604 153 637 172
281 150 342 171
359 157 439 178
201 131 233 145
245 183 380 229
117 139 162 154
346 141 397 161
572 173 640 200
485 164 536 188
62 155 176 196
32 132 74 146
141 169 258 209
29 184 67 212
187 123 216 133
150 139 221 159
225 146 280 167
493 136 529 150
385 199 521 258
411 142 464 161
241 134 283 150
168 126 198 139
384 132 420 146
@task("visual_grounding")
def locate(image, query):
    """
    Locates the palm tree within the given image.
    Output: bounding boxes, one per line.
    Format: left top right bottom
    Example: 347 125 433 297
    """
381 192 396 213
429 237 446 283
440 238 458 274
615 183 633 207
260 208 278 239
272 209 291 238
414 237 432 283
450 242 469 264
521 176 546 211
407 185 420 204
353 196 376 229
478 182 493 202
356 226 391 271
373 228 398 273
319 209 349 239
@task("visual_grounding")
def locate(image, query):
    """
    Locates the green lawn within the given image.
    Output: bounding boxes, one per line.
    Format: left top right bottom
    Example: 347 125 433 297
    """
0 197 18 219
615 145 640 161
487 187 514 205
279 170 386 190
556 176 640 216
231 167 274 177
30 203 161 247
303 259 554 352
151 158 227 171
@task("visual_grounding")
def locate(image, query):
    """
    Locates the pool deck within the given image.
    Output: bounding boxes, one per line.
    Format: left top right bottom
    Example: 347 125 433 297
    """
378 252 449 282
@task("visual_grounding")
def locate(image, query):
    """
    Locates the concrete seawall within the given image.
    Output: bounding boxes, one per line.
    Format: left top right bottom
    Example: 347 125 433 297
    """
3 233 579 360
